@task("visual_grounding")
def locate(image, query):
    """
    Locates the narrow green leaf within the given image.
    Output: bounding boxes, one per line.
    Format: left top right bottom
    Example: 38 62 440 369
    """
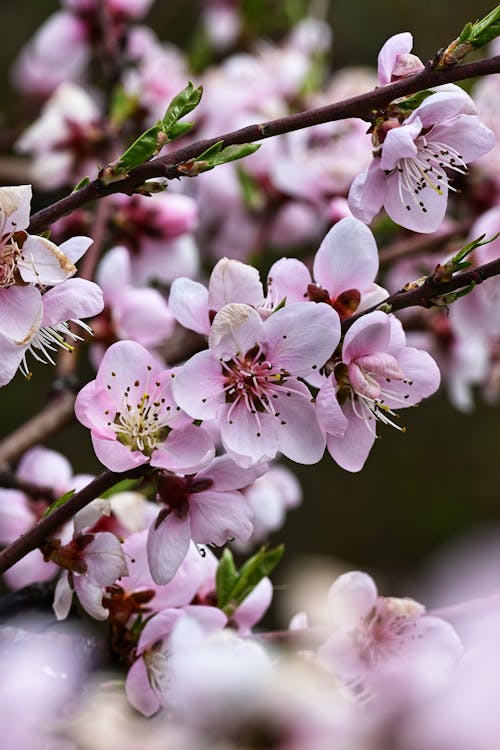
72 176 90 193
114 123 162 174
197 140 225 161
162 81 203 136
43 489 75 518
396 90 434 113
216 549 239 609
168 121 194 141
203 143 261 168
230 544 284 606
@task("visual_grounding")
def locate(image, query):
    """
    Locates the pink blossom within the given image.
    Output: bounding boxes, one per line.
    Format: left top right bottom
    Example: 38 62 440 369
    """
317 571 462 703
377 33 424 85
75 340 215 472
16 83 103 189
349 89 495 232
266 217 388 320
241 463 302 543
316 312 441 472
147 456 257 584
125 606 226 716
93 245 175 353
52 499 129 621
64 0 155 19
11 12 90 98
173 302 340 467
0 277 103 386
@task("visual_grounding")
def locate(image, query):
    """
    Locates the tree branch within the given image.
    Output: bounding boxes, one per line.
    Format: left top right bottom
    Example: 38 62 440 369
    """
28 55 500 234
341 256 500 334
0 467 143 576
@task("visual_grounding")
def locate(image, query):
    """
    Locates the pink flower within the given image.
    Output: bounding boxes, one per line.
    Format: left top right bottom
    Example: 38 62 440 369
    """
316 312 441 472
52 499 129 621
0 446 76 589
266 217 387 320
349 89 495 232
93 245 175 353
125 606 226 716
75 340 215 472
147 456 258 584
377 32 424 85
173 302 340 467
16 83 103 189
0 277 103 386
11 12 90 98
317 571 462 702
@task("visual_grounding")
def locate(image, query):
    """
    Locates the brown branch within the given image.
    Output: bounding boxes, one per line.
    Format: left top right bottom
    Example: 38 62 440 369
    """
341 255 500 334
27 55 500 234
0 391 76 473
0 467 143 576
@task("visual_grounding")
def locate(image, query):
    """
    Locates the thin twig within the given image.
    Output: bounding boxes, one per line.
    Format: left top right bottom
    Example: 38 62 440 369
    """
379 219 474 265
0 468 143 575
27 55 500 234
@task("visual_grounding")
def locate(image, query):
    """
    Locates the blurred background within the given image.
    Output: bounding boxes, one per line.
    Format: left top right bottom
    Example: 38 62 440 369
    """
0 0 498 624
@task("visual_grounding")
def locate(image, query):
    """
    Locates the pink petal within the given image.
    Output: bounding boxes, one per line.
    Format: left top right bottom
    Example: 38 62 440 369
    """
18 235 76 285
233 577 273 634
3 550 57 590
208 258 264 310
41 278 104 326
385 168 449 232
151 423 215 474
172 349 226 420
147 513 191 585
326 400 377 472
428 115 495 163
169 277 210 335
208 303 266 360
73 575 109 620
219 401 279 468
94 340 162 407
265 302 340 377
58 235 93 265
125 657 160 717
266 257 311 305
0 489 33 543
377 32 413 85
313 218 380 297
0 285 42 343
0 185 31 234
316 377 349 437
96 245 131 300
53 571 73 620
198 454 262 492
407 89 475 129
189 489 253 546
84 531 128 586
342 311 391 363
327 571 378 628
381 347 441 408
380 119 421 171
348 161 386 225
272 383 326 464
91 434 150 472
114 288 175 346
17 446 73 496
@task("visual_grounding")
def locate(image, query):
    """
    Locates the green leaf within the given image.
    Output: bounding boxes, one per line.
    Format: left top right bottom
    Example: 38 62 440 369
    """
72 176 90 193
228 545 283 610
110 86 139 127
458 5 500 47
202 143 261 168
216 549 239 609
446 233 499 274
396 90 434 113
168 121 194 141
99 478 142 499
197 140 225 161
113 123 163 175
43 489 75 518
162 81 203 137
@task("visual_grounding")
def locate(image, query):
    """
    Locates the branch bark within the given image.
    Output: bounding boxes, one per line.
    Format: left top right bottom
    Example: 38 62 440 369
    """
27 55 500 234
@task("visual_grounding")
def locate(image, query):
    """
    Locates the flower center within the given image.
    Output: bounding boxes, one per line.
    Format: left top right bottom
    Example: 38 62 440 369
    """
394 135 466 215
0 240 18 288
19 319 93 380
110 391 171 456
